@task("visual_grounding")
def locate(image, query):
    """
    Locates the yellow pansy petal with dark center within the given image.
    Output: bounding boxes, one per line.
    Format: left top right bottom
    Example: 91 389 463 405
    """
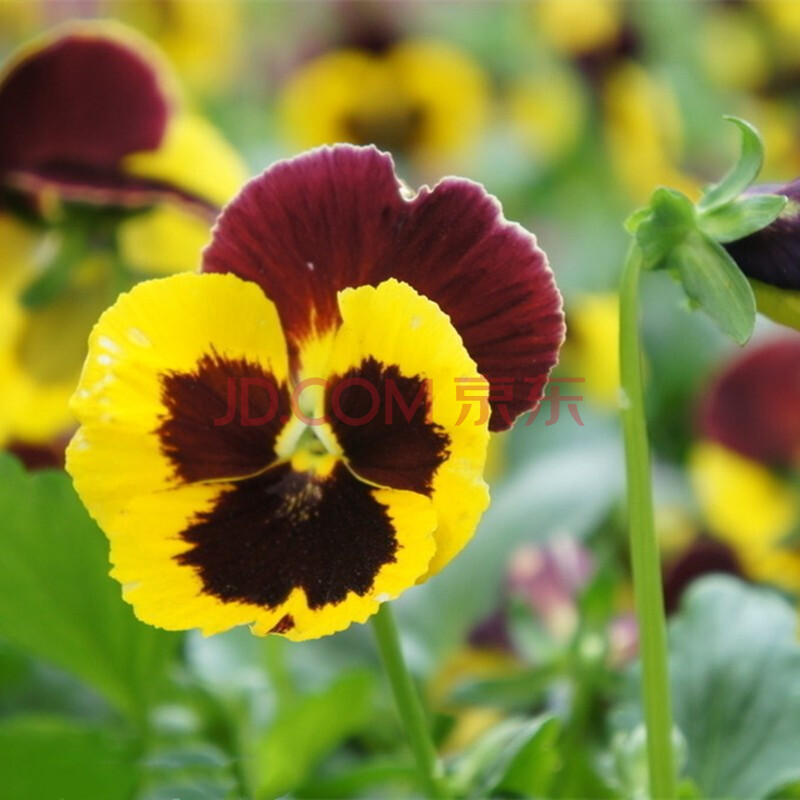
68 272 290 528
319 278 490 577
68 273 489 639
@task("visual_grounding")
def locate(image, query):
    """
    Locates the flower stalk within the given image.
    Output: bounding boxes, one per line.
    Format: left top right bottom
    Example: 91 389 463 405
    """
619 243 677 800
371 604 448 799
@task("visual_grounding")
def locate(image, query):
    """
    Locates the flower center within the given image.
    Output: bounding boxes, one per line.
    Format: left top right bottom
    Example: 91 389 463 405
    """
277 415 340 478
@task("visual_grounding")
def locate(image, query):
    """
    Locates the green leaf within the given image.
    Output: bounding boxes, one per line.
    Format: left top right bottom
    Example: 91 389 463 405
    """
139 742 239 800
749 278 800 331
296 759 417 799
255 671 375 799
669 577 800 799
699 193 788 243
634 188 696 270
670 231 756 344
0 455 178 722
449 715 561 799
492 717 562 798
699 117 766 211
0 715 137 800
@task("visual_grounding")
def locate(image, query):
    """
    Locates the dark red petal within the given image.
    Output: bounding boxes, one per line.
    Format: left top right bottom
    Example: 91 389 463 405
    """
0 28 171 199
663 538 742 615
698 336 800 468
325 357 450 495
157 351 291 484
203 145 565 431
178 462 398 610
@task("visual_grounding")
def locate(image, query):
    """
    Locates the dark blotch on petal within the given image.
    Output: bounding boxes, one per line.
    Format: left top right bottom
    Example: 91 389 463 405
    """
698 336 800 468
269 614 295 633
177 462 397 610
202 145 564 431
157 351 291 484
326 357 449 495
725 181 800 291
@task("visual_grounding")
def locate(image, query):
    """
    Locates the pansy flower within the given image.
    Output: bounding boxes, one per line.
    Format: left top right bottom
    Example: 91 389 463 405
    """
690 336 800 593
0 22 247 448
278 39 489 169
724 180 800 330
112 0 243 95
67 145 564 640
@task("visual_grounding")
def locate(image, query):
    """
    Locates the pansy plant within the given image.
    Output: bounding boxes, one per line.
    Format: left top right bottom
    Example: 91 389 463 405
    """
66 145 565 642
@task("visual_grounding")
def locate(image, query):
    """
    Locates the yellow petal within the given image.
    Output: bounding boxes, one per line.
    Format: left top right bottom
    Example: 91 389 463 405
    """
118 204 215 276
322 278 491 578
123 112 248 209
67 272 289 529
690 441 800 592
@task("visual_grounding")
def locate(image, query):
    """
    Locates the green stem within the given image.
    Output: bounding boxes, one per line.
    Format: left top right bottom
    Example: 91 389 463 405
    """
619 244 677 800
371 604 447 799
264 636 297 711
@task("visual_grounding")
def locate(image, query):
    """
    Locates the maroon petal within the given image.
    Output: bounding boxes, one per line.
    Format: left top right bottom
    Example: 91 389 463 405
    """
0 26 173 204
203 145 564 431
698 336 800 468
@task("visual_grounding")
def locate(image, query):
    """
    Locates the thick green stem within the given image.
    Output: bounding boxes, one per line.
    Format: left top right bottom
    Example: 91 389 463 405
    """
619 245 677 800
371 604 447 799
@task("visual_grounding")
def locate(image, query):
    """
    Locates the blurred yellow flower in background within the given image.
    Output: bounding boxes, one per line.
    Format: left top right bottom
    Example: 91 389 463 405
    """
603 61 699 204
506 62 587 167
690 337 800 594
278 40 490 168
690 442 800 594
535 0 621 57
561 293 620 410
0 23 247 451
700 4 770 92
111 0 243 95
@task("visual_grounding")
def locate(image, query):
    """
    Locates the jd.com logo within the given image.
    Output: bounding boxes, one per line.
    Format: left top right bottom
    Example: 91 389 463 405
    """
213 376 585 428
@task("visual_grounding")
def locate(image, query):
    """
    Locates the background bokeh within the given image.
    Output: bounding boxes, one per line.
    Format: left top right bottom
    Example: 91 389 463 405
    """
2 3 800 799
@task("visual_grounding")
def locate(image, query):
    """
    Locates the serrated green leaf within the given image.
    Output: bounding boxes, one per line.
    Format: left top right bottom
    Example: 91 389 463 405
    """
0 455 178 722
699 193 787 243
0 715 138 800
670 232 756 344
699 117 765 211
669 577 800 799
634 188 696 270
255 671 375 799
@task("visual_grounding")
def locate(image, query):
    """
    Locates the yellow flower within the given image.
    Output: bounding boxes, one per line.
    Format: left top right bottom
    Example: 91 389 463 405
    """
534 0 622 57
66 144 565 640
690 442 800 594
602 61 699 204
561 293 620 410
701 4 770 92
111 0 243 94
506 62 587 167
0 23 247 448
68 274 490 639
278 40 490 168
